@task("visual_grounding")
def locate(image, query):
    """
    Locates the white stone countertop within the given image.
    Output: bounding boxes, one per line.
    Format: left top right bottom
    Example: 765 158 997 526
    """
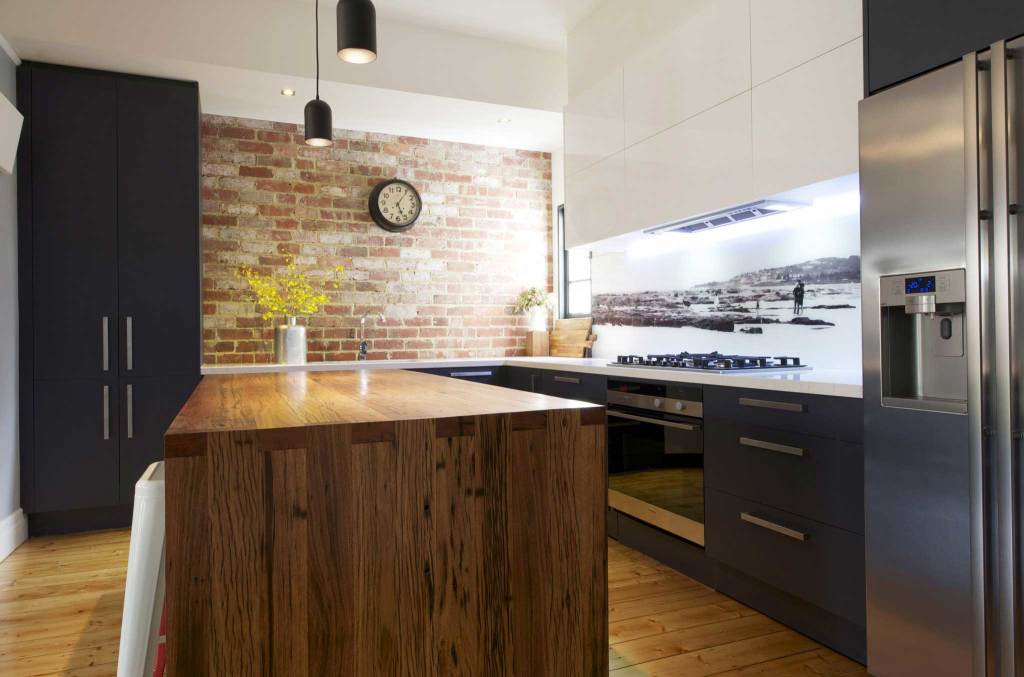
202 356 863 399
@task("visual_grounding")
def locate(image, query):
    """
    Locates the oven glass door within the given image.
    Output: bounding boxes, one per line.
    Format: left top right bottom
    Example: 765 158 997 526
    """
607 408 704 546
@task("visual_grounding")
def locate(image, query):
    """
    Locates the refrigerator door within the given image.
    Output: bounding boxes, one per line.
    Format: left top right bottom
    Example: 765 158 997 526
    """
860 60 978 676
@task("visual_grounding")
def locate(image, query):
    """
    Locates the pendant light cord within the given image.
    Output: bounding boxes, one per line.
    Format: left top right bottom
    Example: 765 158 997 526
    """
314 0 320 100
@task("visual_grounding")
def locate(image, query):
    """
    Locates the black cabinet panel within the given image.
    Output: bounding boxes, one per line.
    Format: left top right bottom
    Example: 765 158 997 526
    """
34 379 119 512
118 374 199 503
706 489 865 626
117 78 200 377
866 0 1024 93
504 366 539 393
537 370 606 404
705 421 864 534
31 68 118 380
410 366 503 385
704 386 862 443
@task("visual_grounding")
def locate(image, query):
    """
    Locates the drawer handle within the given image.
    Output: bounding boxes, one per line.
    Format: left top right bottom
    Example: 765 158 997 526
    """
553 375 581 384
449 370 493 377
739 436 805 457
738 397 806 413
740 512 808 542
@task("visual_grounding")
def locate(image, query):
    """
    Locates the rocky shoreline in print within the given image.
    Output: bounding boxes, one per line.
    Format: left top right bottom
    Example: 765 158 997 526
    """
592 256 860 333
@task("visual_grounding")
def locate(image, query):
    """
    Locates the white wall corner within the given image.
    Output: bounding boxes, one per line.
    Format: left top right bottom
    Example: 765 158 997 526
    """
0 509 28 562
0 31 20 66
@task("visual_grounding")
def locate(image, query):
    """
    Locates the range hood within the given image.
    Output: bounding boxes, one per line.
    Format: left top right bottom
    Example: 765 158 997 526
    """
643 200 805 235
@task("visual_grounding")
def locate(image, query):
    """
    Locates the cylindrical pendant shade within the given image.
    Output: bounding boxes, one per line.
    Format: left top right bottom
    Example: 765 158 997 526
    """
337 0 377 64
304 98 333 147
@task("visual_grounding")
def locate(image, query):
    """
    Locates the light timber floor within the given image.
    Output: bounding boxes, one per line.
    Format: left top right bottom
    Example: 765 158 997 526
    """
0 529 867 676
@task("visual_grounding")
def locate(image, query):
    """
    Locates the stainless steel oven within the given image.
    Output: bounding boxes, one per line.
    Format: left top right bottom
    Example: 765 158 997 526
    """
606 378 705 546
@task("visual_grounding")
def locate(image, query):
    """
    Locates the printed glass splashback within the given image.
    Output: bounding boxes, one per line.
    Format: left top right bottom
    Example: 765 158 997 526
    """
588 209 861 370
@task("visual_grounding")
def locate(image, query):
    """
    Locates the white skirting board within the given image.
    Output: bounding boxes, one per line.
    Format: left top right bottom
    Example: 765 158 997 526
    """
0 509 28 562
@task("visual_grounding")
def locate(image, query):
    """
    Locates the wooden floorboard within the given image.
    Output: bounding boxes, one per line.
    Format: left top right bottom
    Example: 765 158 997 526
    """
0 530 867 676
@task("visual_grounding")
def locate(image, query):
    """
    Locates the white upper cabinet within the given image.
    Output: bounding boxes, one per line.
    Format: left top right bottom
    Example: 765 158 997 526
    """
752 38 863 197
623 0 750 147
564 66 624 178
750 0 862 85
625 93 754 234
565 151 625 249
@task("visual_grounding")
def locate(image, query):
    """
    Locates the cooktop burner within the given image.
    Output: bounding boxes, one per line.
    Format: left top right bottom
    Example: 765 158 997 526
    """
610 352 810 373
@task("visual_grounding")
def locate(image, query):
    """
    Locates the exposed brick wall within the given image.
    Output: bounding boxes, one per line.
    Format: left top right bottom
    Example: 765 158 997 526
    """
201 115 553 364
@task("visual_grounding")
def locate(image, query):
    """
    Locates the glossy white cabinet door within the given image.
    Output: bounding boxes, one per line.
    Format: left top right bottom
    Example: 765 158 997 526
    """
564 66 624 178
625 92 754 234
752 39 862 197
751 0 862 86
565 151 625 249
624 0 750 147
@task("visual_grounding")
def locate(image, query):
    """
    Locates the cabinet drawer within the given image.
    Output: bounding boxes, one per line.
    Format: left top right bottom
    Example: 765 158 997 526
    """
705 422 863 533
538 370 606 404
706 489 865 625
705 386 862 443
504 367 539 393
412 366 503 386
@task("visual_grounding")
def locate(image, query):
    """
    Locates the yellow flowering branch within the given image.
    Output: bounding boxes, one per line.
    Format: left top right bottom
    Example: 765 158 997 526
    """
236 258 346 321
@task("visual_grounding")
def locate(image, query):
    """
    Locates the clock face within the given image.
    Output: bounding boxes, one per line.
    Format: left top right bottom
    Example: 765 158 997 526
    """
373 180 421 229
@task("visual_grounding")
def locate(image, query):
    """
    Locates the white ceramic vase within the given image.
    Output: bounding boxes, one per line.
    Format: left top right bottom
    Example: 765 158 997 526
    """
528 305 547 332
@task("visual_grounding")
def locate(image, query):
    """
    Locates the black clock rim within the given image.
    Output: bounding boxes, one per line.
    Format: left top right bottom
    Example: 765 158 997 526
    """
369 179 422 232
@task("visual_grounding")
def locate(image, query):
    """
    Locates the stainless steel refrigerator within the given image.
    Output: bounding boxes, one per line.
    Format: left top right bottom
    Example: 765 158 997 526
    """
861 36 1024 676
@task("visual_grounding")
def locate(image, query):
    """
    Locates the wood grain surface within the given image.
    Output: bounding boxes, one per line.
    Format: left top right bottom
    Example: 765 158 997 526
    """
165 372 607 676
166 368 599 438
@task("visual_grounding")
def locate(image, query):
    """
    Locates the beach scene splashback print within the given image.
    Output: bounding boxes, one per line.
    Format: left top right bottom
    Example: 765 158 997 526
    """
588 208 862 370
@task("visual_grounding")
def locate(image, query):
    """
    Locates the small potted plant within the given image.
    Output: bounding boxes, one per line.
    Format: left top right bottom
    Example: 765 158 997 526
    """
237 258 345 364
513 287 550 332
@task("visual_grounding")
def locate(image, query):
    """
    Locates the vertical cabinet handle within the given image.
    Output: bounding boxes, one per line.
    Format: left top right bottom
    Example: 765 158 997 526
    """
102 385 110 440
102 316 109 372
126 384 134 439
126 316 133 371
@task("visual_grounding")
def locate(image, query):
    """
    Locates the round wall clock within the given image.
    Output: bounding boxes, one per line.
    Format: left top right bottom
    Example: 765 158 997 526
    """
369 179 422 232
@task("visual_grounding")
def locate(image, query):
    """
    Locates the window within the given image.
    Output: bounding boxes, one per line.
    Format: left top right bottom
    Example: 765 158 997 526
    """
558 205 592 318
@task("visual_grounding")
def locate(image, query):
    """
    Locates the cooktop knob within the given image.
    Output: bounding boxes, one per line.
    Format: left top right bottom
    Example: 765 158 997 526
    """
674 402 684 411
652 398 663 408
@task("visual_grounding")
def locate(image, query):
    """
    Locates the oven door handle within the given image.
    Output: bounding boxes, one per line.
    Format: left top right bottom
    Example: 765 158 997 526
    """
607 410 699 431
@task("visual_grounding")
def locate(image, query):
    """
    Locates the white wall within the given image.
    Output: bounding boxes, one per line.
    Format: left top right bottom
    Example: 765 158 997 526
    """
0 35 25 560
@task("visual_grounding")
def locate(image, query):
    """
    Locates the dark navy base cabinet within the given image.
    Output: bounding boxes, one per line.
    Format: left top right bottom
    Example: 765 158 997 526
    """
18 63 201 534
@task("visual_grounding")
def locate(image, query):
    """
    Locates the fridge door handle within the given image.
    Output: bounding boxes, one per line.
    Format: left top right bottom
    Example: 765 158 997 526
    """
102 385 110 441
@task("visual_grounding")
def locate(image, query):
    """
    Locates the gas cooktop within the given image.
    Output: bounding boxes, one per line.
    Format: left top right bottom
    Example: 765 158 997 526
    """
610 352 811 374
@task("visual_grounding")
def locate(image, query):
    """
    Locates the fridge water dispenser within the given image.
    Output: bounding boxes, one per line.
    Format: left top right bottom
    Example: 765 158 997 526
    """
879 269 967 413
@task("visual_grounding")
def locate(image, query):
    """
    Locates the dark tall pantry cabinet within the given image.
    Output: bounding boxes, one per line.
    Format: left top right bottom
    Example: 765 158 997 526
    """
17 63 201 534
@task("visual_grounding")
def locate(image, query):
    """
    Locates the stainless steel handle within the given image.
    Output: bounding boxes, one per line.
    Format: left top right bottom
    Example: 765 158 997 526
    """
125 316 133 371
989 41 1020 676
740 512 807 542
126 384 134 440
739 436 805 457
102 385 110 440
738 397 805 413
449 370 492 378
553 375 581 384
607 410 698 431
101 317 109 372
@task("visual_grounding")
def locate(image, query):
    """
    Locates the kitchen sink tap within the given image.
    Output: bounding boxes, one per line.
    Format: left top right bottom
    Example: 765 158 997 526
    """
358 312 385 360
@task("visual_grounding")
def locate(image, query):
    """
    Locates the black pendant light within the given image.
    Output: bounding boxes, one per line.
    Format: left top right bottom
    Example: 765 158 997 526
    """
304 0 333 147
336 0 377 64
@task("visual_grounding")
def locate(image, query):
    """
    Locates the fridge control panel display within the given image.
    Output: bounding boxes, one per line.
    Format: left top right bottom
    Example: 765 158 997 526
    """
880 269 966 306
905 276 936 294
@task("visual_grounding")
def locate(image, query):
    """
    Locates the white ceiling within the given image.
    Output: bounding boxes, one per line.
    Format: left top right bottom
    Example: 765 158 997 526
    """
0 0 583 151
285 0 603 52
